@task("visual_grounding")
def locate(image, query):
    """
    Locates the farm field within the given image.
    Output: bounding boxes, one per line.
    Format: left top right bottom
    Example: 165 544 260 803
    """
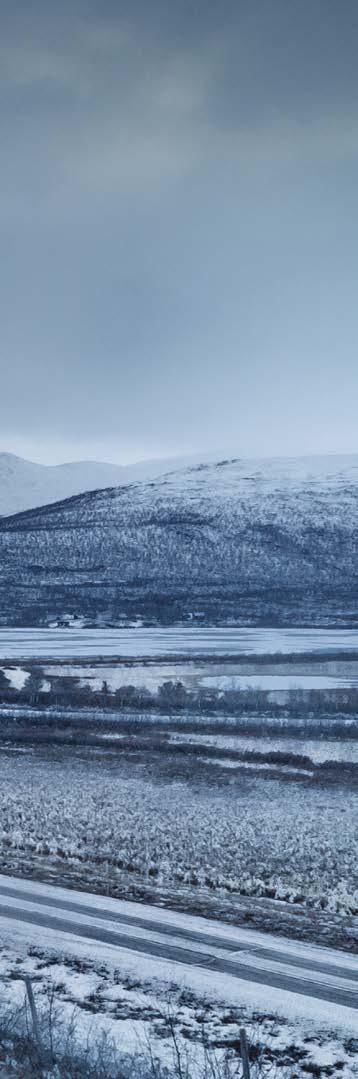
0 740 356 940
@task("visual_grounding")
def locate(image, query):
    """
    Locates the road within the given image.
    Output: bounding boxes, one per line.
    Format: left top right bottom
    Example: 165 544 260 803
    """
0 875 356 1010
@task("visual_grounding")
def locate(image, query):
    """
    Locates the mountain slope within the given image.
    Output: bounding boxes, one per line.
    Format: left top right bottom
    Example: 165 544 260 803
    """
0 450 233 516
0 454 357 627
0 454 130 516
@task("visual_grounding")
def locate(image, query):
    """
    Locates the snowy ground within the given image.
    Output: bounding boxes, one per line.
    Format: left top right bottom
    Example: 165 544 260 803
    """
0 888 357 1077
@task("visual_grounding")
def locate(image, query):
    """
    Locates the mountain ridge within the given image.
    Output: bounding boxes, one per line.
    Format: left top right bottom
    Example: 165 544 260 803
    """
0 453 126 517
0 449 243 516
2 449 358 518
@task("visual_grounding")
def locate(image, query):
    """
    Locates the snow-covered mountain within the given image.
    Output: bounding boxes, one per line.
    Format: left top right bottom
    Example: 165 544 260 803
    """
0 453 357 627
0 451 224 516
0 453 126 516
0 446 224 513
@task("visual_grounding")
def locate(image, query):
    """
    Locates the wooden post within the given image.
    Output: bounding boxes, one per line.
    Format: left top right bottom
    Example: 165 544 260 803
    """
240 1027 250 1079
25 977 45 1065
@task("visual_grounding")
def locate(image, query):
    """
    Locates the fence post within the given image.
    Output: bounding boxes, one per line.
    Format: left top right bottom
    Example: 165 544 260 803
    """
240 1027 250 1079
25 976 45 1066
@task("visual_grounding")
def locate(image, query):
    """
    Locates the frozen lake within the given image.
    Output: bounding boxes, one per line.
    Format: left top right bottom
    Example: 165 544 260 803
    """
1 626 358 659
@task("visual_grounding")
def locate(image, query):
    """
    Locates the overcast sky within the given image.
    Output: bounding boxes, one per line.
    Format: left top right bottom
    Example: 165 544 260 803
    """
1 0 358 465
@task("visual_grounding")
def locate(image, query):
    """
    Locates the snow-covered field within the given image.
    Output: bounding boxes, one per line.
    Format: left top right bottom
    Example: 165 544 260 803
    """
0 752 356 915
1 626 358 659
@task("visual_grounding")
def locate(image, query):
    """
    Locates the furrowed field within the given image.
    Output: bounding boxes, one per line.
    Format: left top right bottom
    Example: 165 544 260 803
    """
0 750 356 917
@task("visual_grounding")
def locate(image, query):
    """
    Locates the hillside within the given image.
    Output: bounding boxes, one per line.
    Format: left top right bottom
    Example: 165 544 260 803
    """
0 453 129 516
0 450 231 516
0 454 357 627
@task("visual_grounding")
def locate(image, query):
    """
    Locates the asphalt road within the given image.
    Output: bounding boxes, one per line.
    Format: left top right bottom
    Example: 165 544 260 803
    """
0 876 356 1010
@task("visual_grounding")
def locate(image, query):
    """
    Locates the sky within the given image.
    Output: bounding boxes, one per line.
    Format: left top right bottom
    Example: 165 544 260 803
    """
1 0 358 466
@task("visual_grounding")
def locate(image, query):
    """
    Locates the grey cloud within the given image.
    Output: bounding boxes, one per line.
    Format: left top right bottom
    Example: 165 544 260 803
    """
1 0 358 464
2 1 358 211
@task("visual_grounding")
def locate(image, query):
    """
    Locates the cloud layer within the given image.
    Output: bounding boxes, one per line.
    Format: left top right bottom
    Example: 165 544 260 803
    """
1 1 358 463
